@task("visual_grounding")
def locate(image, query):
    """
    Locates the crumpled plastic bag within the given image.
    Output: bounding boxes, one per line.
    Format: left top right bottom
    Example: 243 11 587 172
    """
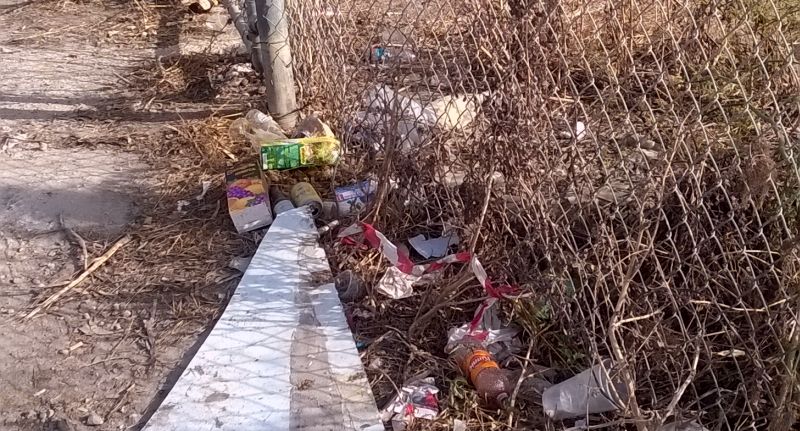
375 266 440 299
381 377 439 431
347 85 438 153
446 304 520 354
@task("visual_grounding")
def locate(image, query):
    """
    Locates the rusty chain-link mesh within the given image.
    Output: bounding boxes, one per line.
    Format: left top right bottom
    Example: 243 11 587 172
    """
286 0 799 428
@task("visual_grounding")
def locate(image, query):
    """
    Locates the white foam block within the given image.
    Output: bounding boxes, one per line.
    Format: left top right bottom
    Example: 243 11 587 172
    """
143 207 382 431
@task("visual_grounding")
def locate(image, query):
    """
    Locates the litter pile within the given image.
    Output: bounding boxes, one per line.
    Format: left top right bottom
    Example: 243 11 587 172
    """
220 86 712 429
266 0 799 428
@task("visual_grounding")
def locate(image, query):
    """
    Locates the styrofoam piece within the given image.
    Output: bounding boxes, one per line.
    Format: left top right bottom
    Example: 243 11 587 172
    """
143 207 382 431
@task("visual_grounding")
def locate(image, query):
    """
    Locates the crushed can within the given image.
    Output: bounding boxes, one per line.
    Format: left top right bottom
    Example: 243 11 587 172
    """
290 182 323 218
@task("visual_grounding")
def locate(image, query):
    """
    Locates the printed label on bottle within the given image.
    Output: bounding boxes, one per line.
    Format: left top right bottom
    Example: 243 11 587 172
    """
461 350 499 384
261 143 303 170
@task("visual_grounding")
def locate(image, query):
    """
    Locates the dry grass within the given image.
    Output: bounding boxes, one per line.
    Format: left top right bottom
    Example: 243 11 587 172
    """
17 0 796 427
288 0 800 428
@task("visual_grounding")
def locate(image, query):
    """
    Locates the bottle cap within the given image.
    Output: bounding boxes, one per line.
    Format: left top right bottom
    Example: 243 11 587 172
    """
495 392 510 408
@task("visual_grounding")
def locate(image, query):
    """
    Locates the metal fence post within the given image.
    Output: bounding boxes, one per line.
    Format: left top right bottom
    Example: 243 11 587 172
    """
254 0 298 130
220 0 252 51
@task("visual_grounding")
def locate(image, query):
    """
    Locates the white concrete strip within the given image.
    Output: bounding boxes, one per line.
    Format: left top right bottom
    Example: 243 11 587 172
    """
143 207 382 431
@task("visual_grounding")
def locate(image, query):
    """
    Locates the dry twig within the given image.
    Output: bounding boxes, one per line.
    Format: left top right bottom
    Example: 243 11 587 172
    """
59 213 88 270
25 235 132 320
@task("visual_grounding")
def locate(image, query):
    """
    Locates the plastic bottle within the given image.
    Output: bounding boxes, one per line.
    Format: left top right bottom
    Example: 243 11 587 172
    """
450 335 511 407
269 186 295 215
229 109 287 152
290 182 323 218
245 109 284 137
370 29 416 64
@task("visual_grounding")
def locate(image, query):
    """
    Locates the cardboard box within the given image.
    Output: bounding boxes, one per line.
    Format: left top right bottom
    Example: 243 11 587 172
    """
225 162 273 233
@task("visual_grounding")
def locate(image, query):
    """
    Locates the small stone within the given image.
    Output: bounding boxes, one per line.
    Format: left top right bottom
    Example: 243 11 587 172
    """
83 313 91 321
38 411 47 421
4 309 14 315
26 410 36 419
86 412 104 426
112 303 121 311
58 349 69 355
48 409 55 418
97 321 105 327
39 142 48 151
122 310 132 318
9 278 18 284
128 413 140 424
52 418 74 431
111 322 122 331
120 406 126 414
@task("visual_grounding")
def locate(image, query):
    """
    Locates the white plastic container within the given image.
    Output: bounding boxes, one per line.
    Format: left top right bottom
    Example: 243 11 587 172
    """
542 360 629 420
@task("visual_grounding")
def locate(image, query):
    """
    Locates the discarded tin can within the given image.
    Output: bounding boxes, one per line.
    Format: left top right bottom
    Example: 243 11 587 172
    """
188 0 219 13
335 270 366 302
269 186 295 215
335 179 377 215
322 200 338 219
291 182 323 218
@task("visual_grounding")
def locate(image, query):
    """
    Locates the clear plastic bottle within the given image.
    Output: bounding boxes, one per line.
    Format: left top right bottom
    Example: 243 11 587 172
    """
370 29 417 64
244 109 285 137
450 335 511 407
269 186 295 215
229 109 287 152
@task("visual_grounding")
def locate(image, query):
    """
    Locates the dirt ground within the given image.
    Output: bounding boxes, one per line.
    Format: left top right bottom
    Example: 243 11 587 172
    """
0 1 262 429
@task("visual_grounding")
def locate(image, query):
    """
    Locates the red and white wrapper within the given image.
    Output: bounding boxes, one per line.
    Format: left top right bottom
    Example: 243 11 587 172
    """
339 222 517 334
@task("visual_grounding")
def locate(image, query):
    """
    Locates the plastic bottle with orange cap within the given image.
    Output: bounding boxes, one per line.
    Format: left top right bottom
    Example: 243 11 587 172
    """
449 334 512 407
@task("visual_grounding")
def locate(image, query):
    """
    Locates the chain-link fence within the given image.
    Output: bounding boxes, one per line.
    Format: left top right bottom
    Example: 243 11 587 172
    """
285 0 799 429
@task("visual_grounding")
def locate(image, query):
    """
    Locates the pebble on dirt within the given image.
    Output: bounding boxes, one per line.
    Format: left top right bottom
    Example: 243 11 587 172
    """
86 412 104 426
